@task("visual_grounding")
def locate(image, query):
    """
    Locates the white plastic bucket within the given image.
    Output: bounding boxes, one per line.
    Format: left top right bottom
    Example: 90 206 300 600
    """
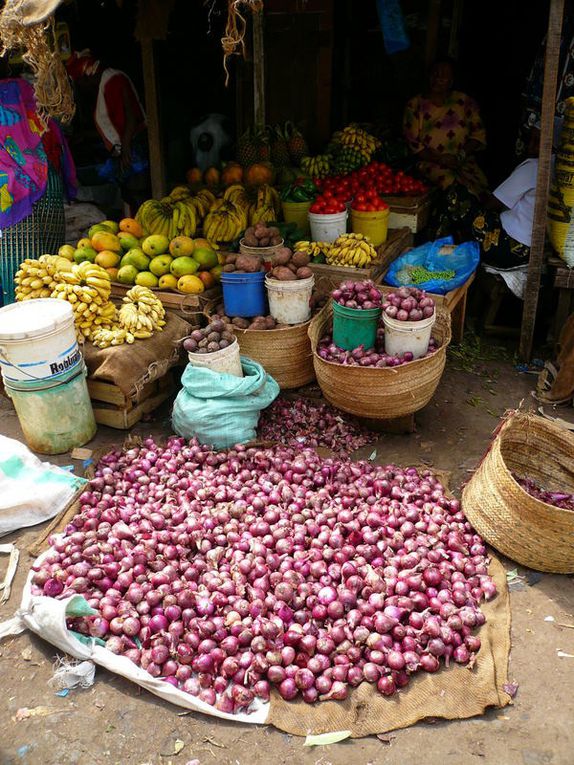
383 312 435 360
187 338 243 377
265 275 315 325
0 299 80 383
308 211 348 243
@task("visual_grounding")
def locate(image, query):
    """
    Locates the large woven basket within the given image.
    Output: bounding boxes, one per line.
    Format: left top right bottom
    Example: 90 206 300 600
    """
205 305 314 389
307 302 451 419
462 412 574 573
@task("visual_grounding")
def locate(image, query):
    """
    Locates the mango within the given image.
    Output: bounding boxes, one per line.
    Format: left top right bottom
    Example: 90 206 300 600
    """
135 271 159 288
88 223 115 239
192 246 218 270
169 236 195 258
106 267 119 281
117 265 138 285
92 231 122 253
158 274 178 291
142 234 170 257
118 232 140 252
121 248 150 271
198 271 216 289
119 218 143 237
74 247 97 264
177 274 205 294
194 237 218 251
170 256 199 278
77 237 93 250
95 250 121 269
58 244 76 261
210 265 223 282
149 254 173 276
101 220 119 234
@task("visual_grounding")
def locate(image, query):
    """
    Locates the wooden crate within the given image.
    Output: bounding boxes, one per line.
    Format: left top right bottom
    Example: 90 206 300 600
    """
309 227 413 295
381 192 433 233
88 371 176 430
109 283 221 326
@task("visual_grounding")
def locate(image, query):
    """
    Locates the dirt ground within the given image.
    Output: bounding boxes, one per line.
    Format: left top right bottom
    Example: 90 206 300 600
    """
1 352 573 765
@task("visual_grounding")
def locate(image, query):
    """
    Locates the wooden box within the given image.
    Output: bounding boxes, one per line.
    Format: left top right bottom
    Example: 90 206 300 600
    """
381 192 433 233
88 371 176 430
309 227 413 295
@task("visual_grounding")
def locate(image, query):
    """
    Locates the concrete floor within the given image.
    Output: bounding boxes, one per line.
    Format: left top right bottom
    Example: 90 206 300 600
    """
1 355 573 765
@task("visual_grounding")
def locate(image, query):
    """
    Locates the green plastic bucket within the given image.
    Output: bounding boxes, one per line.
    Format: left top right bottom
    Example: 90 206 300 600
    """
4 362 96 454
332 301 381 351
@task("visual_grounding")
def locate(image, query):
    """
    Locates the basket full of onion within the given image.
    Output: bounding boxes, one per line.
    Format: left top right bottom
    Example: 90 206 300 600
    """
382 287 436 360
308 300 451 419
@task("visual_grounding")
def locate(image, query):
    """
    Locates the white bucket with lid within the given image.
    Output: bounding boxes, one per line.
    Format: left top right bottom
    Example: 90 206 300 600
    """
265 275 315 325
0 299 81 383
187 338 243 377
383 311 435 360
308 211 348 243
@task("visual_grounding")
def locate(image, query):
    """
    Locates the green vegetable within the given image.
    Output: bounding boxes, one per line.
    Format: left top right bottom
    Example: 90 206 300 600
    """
281 179 318 203
397 265 456 285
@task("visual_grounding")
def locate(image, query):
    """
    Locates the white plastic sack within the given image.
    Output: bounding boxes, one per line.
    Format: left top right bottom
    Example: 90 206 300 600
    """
0 549 269 724
0 436 87 537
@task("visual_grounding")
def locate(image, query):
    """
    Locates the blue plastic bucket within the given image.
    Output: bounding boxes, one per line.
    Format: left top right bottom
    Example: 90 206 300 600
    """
221 271 267 317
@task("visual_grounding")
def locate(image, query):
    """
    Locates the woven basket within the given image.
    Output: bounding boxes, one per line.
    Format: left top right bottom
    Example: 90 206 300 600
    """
205 304 314 389
462 412 574 573
239 239 284 261
307 302 451 419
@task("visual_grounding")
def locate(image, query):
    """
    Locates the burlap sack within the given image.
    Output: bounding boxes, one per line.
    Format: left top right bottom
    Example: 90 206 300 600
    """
83 313 190 397
267 556 511 737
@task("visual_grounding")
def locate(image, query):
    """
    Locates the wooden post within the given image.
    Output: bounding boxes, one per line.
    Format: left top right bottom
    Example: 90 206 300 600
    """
519 0 565 360
252 7 265 131
140 38 166 199
425 0 441 67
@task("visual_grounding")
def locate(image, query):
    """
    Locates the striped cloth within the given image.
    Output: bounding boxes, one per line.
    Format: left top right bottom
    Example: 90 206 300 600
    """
0 166 65 305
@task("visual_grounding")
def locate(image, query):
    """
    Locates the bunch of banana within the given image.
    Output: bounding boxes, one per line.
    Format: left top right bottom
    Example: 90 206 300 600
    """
249 203 275 226
223 183 251 210
56 261 111 302
92 300 118 328
294 240 332 262
169 185 192 201
118 285 166 339
326 233 377 268
136 197 198 239
336 125 380 162
301 154 331 179
51 282 103 338
91 326 135 348
333 147 366 174
192 188 217 220
204 200 248 243
14 255 73 300
256 184 281 216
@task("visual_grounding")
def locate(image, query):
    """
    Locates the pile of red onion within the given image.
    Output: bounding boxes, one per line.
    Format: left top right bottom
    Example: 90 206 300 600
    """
257 396 377 457
33 437 496 713
332 281 383 310
383 287 435 322
512 473 574 511
318 327 439 368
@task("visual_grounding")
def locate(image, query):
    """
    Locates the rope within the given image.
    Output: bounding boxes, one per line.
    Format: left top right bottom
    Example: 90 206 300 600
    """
221 0 262 87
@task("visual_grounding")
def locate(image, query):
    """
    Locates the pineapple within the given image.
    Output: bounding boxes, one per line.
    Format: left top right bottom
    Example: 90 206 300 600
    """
254 128 271 162
236 130 259 167
285 122 309 166
270 124 291 167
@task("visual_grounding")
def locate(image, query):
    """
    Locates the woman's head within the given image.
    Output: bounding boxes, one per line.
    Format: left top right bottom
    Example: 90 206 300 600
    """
429 59 454 96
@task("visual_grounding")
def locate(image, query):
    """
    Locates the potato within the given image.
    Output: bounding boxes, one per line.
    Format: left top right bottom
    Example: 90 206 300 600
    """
221 331 235 342
268 227 280 238
198 338 209 348
272 250 291 267
258 237 270 247
207 331 221 343
223 264 236 272
219 339 230 348
265 315 277 329
235 254 262 273
207 341 220 352
287 262 298 273
269 235 282 246
292 251 310 267
272 266 297 281
232 317 250 329
296 266 313 279
249 318 267 330
225 253 237 264
245 226 255 238
243 233 259 247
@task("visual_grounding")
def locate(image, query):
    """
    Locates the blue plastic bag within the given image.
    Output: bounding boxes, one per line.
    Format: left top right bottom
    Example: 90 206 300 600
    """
376 0 410 55
384 237 480 295
172 357 280 449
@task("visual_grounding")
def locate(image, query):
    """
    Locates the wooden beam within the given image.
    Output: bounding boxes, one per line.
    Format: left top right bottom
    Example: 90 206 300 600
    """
425 0 441 67
252 7 265 131
140 38 166 199
519 0 565 360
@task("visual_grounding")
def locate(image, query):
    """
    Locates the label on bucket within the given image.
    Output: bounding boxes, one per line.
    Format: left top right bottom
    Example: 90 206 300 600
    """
0 340 81 383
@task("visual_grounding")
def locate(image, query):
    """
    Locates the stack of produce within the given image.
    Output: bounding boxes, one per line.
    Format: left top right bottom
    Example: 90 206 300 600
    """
182 319 235 355
332 280 383 310
512 474 574 511
309 193 346 215
222 253 266 274
241 222 283 249
51 261 113 339
280 178 318 205
257 396 377 457
34 436 496 711
293 240 333 265
383 288 435 322
267 248 313 281
14 254 74 300
203 184 281 242
325 233 378 268
316 161 428 199
301 124 381 179
301 154 332 179
396 265 456 286
317 332 439 367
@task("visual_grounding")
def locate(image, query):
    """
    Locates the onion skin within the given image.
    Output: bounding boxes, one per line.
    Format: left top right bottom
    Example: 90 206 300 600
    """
36 437 494 710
